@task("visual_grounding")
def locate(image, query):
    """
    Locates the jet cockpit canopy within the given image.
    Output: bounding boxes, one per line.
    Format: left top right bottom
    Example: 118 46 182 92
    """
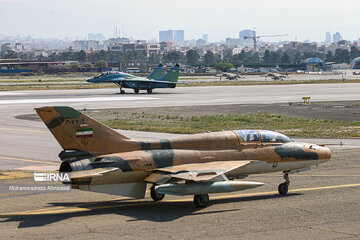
235 130 292 143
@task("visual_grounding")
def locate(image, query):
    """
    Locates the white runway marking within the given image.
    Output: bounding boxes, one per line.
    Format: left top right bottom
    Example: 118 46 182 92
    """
0 96 160 105
0 92 28 96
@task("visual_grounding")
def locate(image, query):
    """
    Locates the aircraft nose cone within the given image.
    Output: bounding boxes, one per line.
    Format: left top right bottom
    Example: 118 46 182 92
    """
318 146 331 160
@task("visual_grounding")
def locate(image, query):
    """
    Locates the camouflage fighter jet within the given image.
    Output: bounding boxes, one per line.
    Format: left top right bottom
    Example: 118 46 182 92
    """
36 106 331 208
264 72 287 80
216 72 241 80
87 64 179 94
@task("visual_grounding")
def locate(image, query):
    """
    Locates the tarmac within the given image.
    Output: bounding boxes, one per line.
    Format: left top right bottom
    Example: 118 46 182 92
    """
0 84 360 239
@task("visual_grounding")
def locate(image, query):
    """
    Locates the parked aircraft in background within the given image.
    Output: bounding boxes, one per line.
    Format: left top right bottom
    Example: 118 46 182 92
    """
87 64 179 94
36 106 331 208
264 72 287 80
216 72 242 80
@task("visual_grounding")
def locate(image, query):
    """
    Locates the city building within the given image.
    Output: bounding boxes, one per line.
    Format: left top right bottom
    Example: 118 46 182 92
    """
73 40 99 51
118 60 147 72
160 41 173 52
122 43 135 53
333 32 343 43
225 38 241 46
239 30 255 43
174 30 184 42
147 43 160 56
325 32 332 44
202 34 208 43
159 30 184 43
1 43 12 52
196 39 206 47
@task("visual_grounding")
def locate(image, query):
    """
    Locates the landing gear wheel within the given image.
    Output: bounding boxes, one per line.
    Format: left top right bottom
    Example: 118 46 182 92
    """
193 194 209 208
147 89 152 94
150 185 165 201
278 183 289 195
278 172 290 195
120 90 125 94
134 89 139 94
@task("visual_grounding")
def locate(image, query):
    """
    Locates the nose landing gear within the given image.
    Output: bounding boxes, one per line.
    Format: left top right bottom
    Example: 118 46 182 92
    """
278 172 290 195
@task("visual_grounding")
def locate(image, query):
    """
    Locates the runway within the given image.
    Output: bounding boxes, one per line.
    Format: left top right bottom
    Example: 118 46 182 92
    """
1 83 360 109
0 84 360 239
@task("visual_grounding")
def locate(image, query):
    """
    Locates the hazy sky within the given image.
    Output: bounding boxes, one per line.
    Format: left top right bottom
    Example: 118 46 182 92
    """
1 0 359 42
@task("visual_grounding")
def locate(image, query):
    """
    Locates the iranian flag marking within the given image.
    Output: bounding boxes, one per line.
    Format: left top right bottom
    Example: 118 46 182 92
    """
76 128 93 138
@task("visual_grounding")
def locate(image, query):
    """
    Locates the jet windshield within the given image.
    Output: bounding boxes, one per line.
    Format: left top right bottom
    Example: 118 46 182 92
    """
235 130 291 143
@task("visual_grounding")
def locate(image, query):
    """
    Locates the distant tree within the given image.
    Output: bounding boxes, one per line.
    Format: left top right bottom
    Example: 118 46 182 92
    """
77 50 87 62
215 62 235 72
334 49 350 63
263 50 271 63
124 51 135 60
325 51 334 62
281 53 291 64
293 52 303 64
186 49 200 65
203 51 216 66
269 51 281 64
3 50 18 59
230 53 245 66
350 46 360 60
94 60 108 68
148 53 162 65
70 62 80 69
163 51 185 64
83 63 94 68
222 50 232 62
245 52 260 64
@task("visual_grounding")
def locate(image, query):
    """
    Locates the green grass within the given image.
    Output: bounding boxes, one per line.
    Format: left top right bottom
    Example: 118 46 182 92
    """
102 112 360 138
178 79 360 87
1 79 360 91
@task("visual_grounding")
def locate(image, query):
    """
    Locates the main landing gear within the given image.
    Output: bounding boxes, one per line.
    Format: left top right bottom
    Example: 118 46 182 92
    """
278 172 290 195
150 185 165 201
193 194 209 208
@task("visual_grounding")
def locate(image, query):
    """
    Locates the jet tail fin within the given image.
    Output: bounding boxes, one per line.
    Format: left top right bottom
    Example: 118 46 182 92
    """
36 106 139 156
147 64 164 80
159 64 179 83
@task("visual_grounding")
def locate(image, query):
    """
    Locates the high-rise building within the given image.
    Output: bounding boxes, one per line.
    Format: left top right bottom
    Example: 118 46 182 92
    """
159 30 184 43
174 30 184 42
333 32 343 43
202 34 208 43
325 32 332 44
196 39 206 47
159 30 172 42
239 30 255 43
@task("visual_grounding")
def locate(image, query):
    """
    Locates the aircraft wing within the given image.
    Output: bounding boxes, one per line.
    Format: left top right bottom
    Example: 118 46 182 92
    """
144 160 253 184
110 75 148 82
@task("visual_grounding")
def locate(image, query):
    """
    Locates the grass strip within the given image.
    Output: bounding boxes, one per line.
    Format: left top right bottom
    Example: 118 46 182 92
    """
102 112 360 138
